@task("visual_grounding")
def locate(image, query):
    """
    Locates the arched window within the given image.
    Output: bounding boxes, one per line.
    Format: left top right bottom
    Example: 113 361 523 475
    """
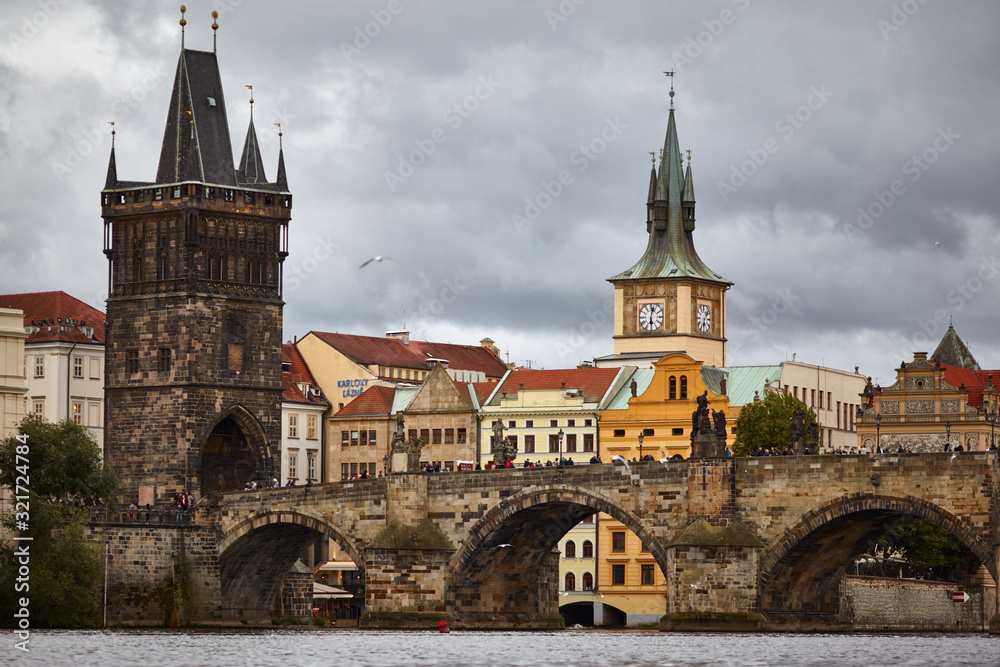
564 540 576 559
669 376 677 400
582 540 593 558
680 375 688 399
564 572 576 592
582 572 593 591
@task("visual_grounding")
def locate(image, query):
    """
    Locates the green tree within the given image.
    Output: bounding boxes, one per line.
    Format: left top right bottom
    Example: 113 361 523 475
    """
0 415 120 628
732 390 817 457
865 518 981 581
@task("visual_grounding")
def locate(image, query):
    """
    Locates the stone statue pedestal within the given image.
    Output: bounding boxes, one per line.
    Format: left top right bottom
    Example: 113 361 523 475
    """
391 451 408 474
691 434 724 459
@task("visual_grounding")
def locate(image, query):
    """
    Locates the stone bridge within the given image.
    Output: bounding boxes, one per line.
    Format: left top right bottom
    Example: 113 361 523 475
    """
105 452 1000 631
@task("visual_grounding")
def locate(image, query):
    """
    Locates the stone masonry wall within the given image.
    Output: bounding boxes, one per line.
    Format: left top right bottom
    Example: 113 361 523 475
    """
846 576 987 631
667 545 759 614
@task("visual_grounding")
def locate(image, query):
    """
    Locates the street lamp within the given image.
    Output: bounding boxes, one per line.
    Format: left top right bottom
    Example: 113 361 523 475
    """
638 432 644 461
875 413 881 452
557 428 564 465
985 405 997 450
945 420 951 451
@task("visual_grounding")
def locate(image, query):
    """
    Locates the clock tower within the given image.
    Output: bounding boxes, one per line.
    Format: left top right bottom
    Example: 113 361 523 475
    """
599 88 731 368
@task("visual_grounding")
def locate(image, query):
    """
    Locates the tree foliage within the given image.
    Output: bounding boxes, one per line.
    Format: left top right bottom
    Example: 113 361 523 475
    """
732 390 818 457
865 517 982 581
0 416 119 628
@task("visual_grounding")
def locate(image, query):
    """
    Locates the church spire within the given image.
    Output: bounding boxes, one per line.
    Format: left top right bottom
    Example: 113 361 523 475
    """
236 85 266 184
104 122 117 189
681 150 695 231
275 123 288 191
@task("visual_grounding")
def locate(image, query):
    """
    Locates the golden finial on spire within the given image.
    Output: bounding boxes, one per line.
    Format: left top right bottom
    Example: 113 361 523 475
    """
108 121 115 147
212 10 219 52
686 149 692 164
649 151 656 165
246 85 254 117
179 5 187 47
274 123 283 149
663 70 675 110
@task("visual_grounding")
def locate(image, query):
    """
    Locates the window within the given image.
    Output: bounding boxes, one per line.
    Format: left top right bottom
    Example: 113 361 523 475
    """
369 430 377 445
680 375 688 399
548 434 559 453
34 356 44 378
341 431 349 447
288 453 298 479
525 420 534 428
135 190 145 202
445 428 454 444
582 540 593 558
350 463 357 478
125 350 139 374
341 463 349 480
672 428 684 436
583 434 594 452
611 564 625 585
827 392 832 410
611 532 625 553
72 402 83 425
564 572 576 592
457 428 467 444
154 188 163 201
669 376 676 399
172 186 182 199
432 429 442 444
288 415 298 438
33 400 43 416
582 572 593 591
508 420 516 429
405 369 410 380
524 435 535 453
550 419 558 427
643 428 654 436
837 402 841 429
507 435 518 450
567 419 575 427
158 348 171 373
613 429 625 437
307 416 317 439
818 391 823 410
73 356 83 378
584 419 592 427
351 431 359 446
811 389 816 407
641 564 655 585
420 428 430 444
793 386 799 399
565 541 576 558
368 462 377 477
307 455 316 482
409 429 417 440
243 191 255 205
566 433 577 452
360 430 368 446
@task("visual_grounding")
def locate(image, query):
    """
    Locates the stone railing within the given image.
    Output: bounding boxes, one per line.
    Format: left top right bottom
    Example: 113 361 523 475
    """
88 506 194 526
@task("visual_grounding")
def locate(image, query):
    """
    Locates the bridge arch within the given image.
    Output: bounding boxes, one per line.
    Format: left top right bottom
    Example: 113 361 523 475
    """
448 485 664 626
217 509 363 622
759 493 995 622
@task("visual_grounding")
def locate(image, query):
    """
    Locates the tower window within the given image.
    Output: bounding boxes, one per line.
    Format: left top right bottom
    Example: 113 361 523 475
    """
244 191 255 205
669 375 677 400
125 350 139 374
172 186 181 199
158 348 171 373
134 190 144 203
680 375 688 399
224 189 235 203
153 189 162 201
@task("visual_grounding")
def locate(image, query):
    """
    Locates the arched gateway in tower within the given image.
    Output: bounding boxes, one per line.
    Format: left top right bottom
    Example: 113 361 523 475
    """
101 27 291 503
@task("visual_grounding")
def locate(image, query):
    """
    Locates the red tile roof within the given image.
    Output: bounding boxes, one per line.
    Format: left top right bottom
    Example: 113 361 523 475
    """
282 343 328 405
334 385 396 417
0 291 106 344
308 331 507 378
491 368 621 405
283 343 316 385
468 381 499 406
940 364 1000 408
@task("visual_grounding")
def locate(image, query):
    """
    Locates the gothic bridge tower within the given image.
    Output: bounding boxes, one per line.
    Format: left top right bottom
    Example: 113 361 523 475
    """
101 15 291 503
603 88 732 368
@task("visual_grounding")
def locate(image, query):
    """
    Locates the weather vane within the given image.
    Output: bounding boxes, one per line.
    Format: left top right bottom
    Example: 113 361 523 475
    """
108 121 115 147
274 123 283 149
212 10 219 52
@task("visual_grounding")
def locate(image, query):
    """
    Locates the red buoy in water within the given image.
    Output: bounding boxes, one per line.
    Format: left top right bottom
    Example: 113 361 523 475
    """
437 619 450 633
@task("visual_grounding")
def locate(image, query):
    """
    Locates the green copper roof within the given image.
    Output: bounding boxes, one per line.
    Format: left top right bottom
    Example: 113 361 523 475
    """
720 365 782 407
609 101 730 286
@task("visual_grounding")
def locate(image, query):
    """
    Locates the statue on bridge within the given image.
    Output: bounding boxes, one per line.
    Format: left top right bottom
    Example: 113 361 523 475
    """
389 411 426 472
491 419 517 467
713 409 727 440
690 391 725 458
789 406 808 455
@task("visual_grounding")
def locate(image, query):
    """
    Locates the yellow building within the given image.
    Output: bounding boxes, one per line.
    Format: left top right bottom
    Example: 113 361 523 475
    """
557 517 599 625
596 518 668 625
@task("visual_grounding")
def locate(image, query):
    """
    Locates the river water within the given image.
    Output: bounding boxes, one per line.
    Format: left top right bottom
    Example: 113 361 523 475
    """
9 629 999 666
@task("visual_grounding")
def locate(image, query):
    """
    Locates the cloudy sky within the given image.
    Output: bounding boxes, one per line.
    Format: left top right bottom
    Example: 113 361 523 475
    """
1 0 997 384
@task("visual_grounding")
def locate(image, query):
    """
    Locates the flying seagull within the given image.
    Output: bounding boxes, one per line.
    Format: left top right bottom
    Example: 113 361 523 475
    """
359 256 400 268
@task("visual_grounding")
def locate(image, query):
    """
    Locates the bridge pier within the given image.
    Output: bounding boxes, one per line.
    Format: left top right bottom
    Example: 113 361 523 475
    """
659 518 767 632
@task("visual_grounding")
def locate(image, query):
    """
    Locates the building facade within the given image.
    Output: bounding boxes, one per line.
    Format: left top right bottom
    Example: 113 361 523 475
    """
0 292 106 443
0 308 28 439
280 344 328 485
101 34 290 503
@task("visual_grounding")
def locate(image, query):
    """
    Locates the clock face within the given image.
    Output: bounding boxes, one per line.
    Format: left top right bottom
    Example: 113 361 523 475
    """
696 304 712 332
638 303 664 331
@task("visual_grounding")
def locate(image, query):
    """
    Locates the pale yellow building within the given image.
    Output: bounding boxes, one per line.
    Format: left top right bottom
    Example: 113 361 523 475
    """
557 516 599 625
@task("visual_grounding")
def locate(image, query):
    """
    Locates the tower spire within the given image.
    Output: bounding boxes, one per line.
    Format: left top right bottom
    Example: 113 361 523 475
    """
179 5 186 49
105 122 117 189
275 123 288 191
212 10 219 53
236 85 266 184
